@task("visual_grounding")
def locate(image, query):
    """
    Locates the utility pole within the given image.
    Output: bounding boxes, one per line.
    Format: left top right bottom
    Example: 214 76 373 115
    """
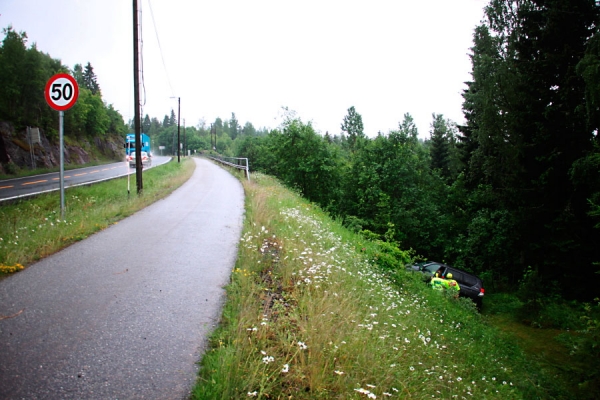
177 97 180 162
211 123 216 151
132 0 143 193
183 118 186 157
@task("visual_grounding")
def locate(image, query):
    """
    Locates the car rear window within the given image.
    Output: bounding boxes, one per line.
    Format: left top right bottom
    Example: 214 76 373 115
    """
449 271 464 282
461 274 479 286
450 271 479 286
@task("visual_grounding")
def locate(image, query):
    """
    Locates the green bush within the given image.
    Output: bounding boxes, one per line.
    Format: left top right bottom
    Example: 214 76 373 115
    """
363 238 412 272
484 293 524 315
535 302 585 330
3 161 20 175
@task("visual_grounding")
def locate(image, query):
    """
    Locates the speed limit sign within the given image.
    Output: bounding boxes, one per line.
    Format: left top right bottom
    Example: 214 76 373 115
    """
45 73 80 219
45 73 79 111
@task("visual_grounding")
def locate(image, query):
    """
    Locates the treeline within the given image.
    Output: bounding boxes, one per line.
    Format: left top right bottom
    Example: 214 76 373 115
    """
0 25 266 161
131 111 268 157
0 26 127 143
229 0 600 302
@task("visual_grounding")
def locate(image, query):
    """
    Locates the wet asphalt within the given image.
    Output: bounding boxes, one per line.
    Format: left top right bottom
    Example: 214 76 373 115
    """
0 158 245 399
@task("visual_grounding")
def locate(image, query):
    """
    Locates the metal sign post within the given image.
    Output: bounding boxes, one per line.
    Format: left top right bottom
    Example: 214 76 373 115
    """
44 73 79 219
59 111 65 215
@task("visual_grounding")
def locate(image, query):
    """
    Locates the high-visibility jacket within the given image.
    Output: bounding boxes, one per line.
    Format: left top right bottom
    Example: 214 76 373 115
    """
442 279 460 292
430 277 445 290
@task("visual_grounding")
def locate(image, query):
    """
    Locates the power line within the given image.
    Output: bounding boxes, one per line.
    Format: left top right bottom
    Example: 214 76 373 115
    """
147 0 175 98
139 1 146 116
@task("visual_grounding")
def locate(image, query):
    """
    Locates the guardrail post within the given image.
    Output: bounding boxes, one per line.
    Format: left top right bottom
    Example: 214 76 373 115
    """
207 155 250 181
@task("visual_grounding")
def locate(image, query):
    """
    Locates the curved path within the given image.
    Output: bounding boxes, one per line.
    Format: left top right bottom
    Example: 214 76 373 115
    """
0 158 244 399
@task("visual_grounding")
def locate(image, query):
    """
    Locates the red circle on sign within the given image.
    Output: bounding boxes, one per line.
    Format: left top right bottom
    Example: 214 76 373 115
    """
45 73 79 111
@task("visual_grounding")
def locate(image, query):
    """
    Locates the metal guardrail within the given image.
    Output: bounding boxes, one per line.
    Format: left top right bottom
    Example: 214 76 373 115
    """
207 155 250 181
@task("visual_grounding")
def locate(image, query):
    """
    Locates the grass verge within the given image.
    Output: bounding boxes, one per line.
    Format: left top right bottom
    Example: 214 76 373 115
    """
0 158 194 275
191 172 565 399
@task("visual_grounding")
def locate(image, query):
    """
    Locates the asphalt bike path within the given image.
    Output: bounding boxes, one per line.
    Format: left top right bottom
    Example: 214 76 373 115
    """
0 158 244 399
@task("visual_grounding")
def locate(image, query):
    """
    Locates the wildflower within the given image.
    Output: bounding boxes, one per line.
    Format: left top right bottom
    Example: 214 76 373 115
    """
368 394 376 399
410 366 415 371
457 377 462 382
282 364 289 373
262 356 274 364
247 391 258 397
366 384 376 388
334 370 344 375
298 341 308 350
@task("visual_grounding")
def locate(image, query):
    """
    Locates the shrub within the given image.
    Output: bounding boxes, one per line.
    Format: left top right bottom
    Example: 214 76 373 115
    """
535 302 585 330
3 161 20 175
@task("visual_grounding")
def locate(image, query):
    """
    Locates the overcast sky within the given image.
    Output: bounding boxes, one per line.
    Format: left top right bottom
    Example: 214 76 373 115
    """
2 0 487 138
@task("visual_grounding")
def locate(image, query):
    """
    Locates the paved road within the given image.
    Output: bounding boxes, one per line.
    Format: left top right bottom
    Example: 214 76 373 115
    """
0 158 244 399
0 156 172 202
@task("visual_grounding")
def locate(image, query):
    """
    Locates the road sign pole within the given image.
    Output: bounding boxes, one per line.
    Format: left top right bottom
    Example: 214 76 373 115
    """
44 73 78 218
59 110 65 219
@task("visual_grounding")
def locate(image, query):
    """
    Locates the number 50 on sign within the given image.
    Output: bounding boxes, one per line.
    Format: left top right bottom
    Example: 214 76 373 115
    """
45 73 79 111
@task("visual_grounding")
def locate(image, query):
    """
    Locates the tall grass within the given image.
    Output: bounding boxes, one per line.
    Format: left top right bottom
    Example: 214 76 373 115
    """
192 172 556 399
0 158 194 274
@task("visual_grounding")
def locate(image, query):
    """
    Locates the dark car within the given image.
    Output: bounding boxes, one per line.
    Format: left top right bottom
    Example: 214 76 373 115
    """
407 261 485 308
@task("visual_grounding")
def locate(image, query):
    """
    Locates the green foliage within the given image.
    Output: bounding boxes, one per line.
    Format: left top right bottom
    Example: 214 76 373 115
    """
363 238 413 273
82 62 100 95
577 32 600 131
3 161 20 175
457 0 600 296
0 26 126 141
342 215 366 233
339 114 453 259
535 302 585 331
482 293 523 315
229 112 239 140
266 116 342 210
428 113 452 180
460 207 519 281
340 106 364 151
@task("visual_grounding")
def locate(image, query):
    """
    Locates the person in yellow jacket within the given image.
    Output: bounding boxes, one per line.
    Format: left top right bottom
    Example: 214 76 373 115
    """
442 273 461 297
430 274 445 290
